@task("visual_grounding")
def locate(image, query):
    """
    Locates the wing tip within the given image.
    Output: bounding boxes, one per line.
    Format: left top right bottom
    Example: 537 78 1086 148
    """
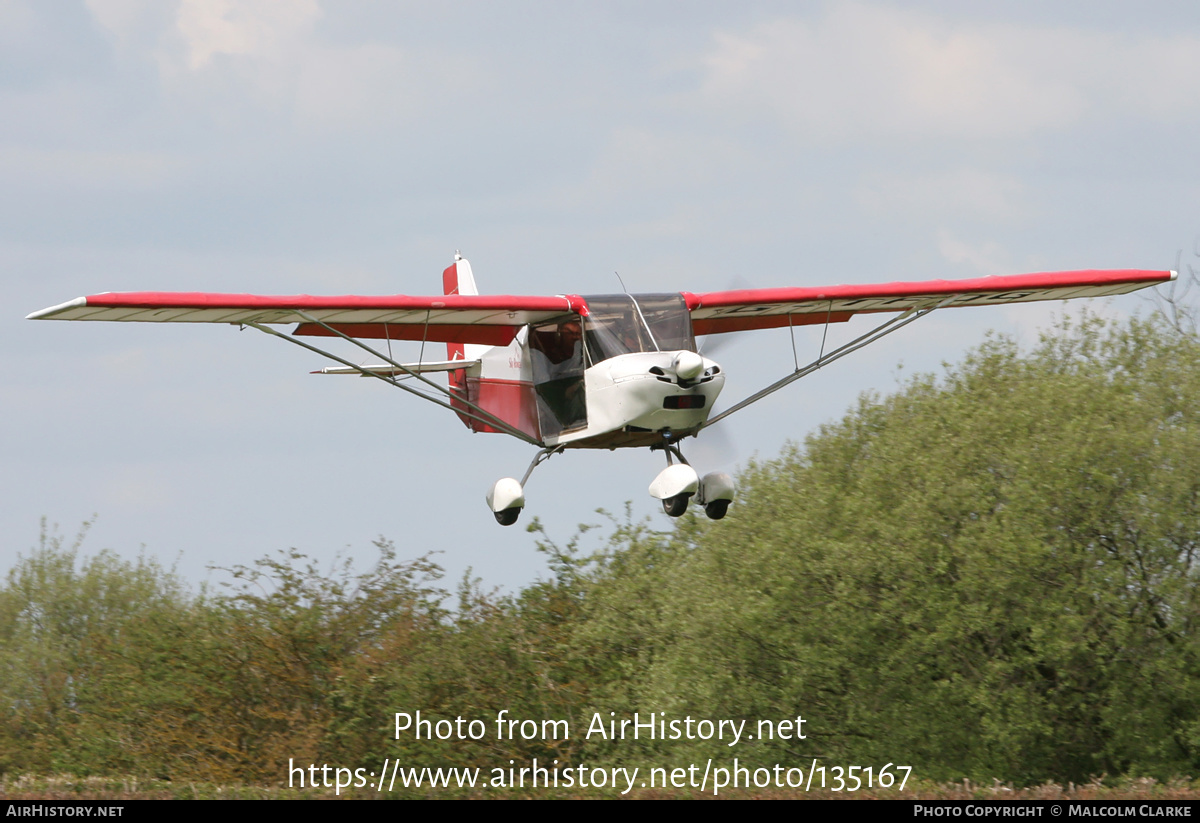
26 296 88 320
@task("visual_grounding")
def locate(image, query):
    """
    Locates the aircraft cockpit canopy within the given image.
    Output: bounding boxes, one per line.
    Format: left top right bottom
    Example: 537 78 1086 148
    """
580 293 695 366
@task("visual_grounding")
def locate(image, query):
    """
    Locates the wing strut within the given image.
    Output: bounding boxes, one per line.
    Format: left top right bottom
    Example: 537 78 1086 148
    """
245 315 544 447
700 296 955 431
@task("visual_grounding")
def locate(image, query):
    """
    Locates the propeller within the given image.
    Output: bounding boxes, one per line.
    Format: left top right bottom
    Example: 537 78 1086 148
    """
690 415 740 474
692 275 757 471
697 274 753 360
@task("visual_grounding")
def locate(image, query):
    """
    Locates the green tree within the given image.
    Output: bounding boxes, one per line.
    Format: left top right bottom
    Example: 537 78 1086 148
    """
574 315 1200 783
0 521 194 775
194 542 446 782
327 529 603 777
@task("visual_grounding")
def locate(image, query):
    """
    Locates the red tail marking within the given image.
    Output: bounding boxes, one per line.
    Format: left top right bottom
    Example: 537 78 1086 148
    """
442 261 469 427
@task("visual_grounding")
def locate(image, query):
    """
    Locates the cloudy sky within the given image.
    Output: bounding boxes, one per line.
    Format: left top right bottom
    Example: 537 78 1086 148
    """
4 1 1198 593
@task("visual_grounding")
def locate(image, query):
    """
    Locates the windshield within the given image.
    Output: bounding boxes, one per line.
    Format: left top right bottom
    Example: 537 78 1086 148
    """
581 293 694 365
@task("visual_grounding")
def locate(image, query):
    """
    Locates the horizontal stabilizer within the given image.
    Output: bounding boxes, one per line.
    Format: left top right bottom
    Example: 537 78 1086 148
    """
312 359 480 376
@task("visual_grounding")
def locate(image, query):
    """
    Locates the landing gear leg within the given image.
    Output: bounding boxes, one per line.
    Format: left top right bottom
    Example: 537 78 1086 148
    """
649 437 698 518
649 437 736 520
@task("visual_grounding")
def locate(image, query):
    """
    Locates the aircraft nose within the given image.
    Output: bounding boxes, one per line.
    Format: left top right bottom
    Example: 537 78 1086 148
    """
673 350 705 381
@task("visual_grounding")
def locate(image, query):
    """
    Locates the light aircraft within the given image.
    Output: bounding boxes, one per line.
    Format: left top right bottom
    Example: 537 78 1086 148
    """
28 257 1175 525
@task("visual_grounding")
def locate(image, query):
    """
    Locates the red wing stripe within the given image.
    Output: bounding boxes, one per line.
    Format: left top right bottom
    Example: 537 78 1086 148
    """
28 292 591 326
691 269 1174 314
78 292 572 311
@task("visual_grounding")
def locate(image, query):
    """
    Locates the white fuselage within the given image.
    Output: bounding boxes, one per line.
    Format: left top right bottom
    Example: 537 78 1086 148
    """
456 292 723 449
549 351 725 448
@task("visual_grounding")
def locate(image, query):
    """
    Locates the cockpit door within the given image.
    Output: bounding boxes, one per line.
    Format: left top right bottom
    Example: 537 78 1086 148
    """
529 317 588 437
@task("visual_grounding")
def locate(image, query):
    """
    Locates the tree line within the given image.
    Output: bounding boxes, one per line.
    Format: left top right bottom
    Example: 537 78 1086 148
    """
2 314 1198 788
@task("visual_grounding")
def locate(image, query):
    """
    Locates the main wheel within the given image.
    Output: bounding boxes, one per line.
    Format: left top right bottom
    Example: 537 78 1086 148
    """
662 493 691 517
704 499 730 520
494 507 522 526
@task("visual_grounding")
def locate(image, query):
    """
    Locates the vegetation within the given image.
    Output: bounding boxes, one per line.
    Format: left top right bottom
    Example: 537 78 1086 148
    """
3 314 1199 793
577 315 1200 784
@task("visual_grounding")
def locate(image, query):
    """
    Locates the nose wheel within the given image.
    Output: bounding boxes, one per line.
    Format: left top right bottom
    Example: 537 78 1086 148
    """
649 438 734 520
703 498 730 520
662 493 691 517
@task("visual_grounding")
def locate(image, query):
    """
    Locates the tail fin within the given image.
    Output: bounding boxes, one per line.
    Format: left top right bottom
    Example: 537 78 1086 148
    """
439 253 539 440
442 251 478 296
442 252 477 368
442 254 478 423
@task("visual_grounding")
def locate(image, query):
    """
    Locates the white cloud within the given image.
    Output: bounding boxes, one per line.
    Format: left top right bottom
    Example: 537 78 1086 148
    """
82 0 421 130
288 41 412 127
936 228 1013 275
175 0 320 69
699 3 1200 143
84 0 162 49
857 168 1025 221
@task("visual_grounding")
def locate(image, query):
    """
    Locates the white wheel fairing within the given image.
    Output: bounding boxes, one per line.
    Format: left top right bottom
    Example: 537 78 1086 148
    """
649 464 700 500
698 471 735 504
486 477 525 513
